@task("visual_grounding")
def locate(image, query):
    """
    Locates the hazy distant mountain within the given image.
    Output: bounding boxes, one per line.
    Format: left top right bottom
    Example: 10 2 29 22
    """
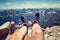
0 8 60 28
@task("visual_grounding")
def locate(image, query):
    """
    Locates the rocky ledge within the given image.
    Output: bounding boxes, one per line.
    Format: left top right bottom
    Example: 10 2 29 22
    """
43 26 60 40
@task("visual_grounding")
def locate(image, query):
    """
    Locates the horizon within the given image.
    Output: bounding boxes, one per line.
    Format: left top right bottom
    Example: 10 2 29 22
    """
0 0 60 9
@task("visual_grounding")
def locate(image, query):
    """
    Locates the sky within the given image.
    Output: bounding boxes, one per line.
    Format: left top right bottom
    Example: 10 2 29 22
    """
0 0 60 9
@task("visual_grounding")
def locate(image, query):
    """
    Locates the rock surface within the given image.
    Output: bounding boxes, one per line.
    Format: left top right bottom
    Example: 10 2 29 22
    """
43 26 60 40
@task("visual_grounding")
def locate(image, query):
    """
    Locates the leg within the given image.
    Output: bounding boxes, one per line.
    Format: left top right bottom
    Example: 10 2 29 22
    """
32 23 44 40
7 26 27 40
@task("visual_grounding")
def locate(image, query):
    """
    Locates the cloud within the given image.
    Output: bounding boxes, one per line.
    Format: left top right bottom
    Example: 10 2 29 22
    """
0 5 3 6
5 3 11 5
42 3 48 5
0 3 60 9
20 3 60 8
21 3 34 8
